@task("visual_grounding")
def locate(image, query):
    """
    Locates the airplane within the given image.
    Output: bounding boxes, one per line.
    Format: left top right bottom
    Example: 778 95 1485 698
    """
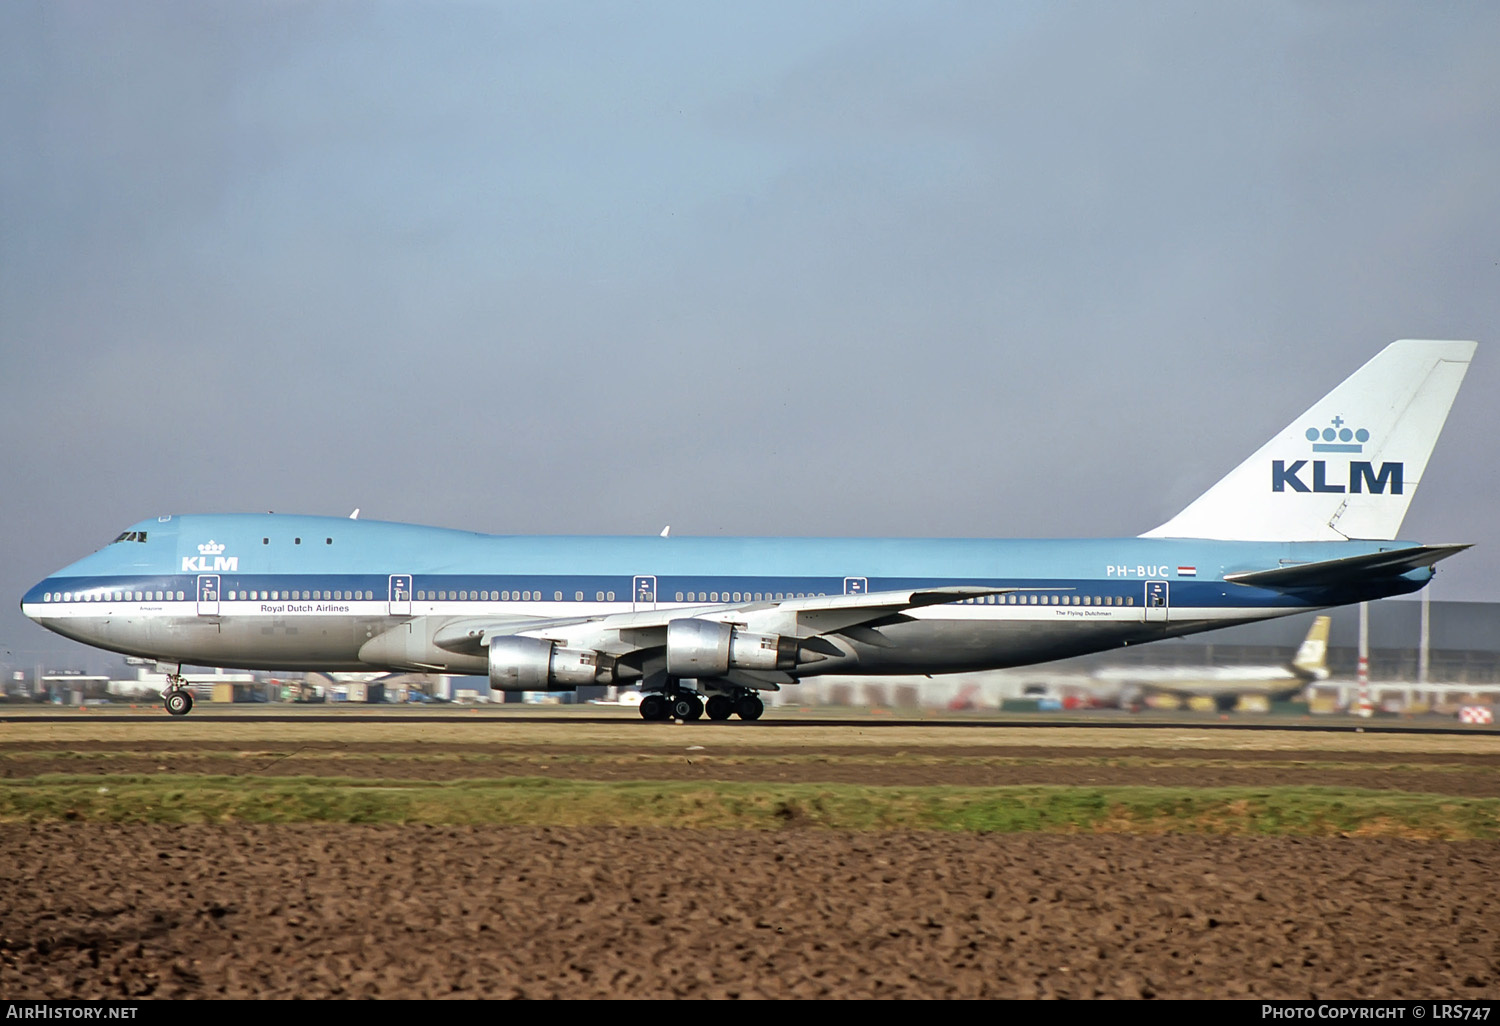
19 339 1476 722
1084 615 1331 712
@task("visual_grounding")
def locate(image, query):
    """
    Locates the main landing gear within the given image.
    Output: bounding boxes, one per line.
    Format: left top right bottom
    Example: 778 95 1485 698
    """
638 685 763 722
163 672 194 717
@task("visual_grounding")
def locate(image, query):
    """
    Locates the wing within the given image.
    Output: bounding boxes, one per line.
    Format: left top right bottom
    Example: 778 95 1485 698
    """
431 585 1014 657
404 587 1017 687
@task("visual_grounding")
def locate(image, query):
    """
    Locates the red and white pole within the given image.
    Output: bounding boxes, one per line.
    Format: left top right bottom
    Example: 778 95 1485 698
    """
1355 601 1373 718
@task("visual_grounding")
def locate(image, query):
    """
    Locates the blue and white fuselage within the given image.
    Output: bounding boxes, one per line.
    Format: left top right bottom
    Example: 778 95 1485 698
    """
18 340 1480 720
16 515 1450 673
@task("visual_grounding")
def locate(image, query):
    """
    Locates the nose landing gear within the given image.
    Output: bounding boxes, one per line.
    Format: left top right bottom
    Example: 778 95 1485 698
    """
163 673 194 717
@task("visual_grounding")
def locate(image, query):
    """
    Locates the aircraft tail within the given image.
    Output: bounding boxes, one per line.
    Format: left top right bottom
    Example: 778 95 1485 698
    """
1142 340 1476 541
1291 616 1332 681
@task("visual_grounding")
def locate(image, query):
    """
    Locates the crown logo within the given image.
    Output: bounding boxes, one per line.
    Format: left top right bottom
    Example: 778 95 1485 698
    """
198 540 226 555
1304 416 1368 453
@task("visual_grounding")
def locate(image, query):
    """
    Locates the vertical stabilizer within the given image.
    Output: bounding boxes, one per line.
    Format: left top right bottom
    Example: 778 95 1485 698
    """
1292 616 1331 680
1142 340 1475 540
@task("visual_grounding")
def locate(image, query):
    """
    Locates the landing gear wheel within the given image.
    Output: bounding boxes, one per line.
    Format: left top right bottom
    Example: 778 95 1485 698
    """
735 693 764 721
165 690 193 717
639 694 668 721
670 695 696 721
705 695 734 721
685 695 704 720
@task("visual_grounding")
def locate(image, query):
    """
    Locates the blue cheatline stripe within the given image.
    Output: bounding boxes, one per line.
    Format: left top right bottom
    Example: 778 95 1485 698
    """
26 573 1312 611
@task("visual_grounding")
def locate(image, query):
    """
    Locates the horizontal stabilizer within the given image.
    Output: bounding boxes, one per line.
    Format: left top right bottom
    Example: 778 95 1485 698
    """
1224 543 1471 590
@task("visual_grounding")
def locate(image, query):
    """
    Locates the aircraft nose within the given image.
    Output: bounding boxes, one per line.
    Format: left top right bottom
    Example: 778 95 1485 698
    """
21 578 55 620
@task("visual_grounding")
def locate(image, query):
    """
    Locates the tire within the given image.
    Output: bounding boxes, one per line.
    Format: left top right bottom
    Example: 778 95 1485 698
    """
639 694 667 721
705 695 733 721
735 694 764 721
671 696 695 721
165 691 192 717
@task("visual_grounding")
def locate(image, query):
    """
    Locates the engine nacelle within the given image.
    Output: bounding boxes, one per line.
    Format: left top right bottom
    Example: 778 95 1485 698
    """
665 618 798 677
488 636 608 691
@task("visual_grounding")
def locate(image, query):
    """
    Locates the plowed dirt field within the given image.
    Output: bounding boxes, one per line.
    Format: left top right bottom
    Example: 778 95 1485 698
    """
2 717 1496 999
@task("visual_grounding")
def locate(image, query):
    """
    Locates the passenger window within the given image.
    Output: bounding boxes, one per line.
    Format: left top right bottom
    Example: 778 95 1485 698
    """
575 591 584 601
607 592 615 601
597 592 604 602
554 591 562 601
675 592 683 602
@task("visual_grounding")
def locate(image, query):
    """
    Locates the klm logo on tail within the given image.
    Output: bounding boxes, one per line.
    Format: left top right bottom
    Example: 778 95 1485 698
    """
1272 417 1403 495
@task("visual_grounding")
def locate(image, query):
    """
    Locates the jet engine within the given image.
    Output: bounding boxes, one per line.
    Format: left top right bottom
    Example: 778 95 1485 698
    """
488 636 610 691
665 618 799 677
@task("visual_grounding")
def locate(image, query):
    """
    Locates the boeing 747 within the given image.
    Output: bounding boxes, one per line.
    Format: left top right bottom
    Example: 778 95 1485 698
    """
21 339 1476 720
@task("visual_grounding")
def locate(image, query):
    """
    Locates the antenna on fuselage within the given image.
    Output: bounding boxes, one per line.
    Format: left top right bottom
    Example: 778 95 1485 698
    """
660 525 670 537
350 508 360 520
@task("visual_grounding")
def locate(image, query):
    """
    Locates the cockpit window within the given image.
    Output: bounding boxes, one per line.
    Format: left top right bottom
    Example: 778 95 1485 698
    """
111 531 148 543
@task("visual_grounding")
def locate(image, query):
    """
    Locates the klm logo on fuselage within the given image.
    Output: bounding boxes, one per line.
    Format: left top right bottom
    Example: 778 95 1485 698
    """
1272 417 1402 495
181 540 239 573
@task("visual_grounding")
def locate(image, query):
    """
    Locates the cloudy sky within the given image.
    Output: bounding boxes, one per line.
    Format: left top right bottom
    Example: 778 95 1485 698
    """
3 1 1497 672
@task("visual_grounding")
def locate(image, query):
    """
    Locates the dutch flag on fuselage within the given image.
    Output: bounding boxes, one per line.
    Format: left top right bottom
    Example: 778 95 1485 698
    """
1177 566 1197 577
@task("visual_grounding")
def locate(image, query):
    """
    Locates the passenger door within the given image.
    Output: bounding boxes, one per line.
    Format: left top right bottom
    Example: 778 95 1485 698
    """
389 575 412 616
632 575 657 611
1144 580 1169 623
196 574 220 616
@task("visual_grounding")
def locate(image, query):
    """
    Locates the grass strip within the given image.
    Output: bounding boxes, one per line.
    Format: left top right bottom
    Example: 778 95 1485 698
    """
0 775 1496 838
4 751 1495 776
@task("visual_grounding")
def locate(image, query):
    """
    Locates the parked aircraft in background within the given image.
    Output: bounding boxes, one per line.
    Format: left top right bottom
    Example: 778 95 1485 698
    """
1087 616 1331 711
20 340 1476 721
